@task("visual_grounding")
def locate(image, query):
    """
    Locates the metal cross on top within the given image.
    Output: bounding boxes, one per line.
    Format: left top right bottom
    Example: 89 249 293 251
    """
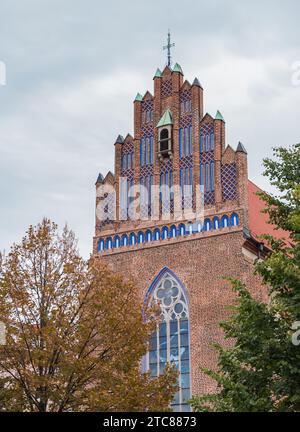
163 30 175 67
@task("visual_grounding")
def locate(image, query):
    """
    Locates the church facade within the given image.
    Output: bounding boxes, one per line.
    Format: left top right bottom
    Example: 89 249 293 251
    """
93 59 268 411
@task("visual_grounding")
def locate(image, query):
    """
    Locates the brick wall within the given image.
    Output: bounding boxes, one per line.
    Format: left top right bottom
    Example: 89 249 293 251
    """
97 229 266 396
93 63 264 397
94 63 248 243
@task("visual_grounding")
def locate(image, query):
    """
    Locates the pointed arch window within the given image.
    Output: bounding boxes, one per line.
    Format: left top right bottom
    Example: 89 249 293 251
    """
231 213 239 226
98 239 105 252
170 225 177 238
189 126 193 155
146 230 153 242
106 237 112 250
179 128 183 158
129 233 136 245
147 269 191 412
179 223 186 237
184 127 188 156
221 215 229 228
200 163 204 188
187 222 193 235
210 162 215 192
114 236 120 248
200 133 203 153
154 228 161 241
205 163 210 191
150 136 153 164
145 138 149 165
162 226 169 240
138 231 145 244
210 132 215 150
213 217 220 230
121 234 128 246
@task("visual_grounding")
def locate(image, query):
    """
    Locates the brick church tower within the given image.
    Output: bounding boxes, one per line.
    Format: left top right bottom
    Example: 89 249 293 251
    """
93 44 269 411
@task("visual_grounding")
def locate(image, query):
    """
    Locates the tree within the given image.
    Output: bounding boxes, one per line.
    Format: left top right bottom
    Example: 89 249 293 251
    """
0 219 177 412
191 144 300 412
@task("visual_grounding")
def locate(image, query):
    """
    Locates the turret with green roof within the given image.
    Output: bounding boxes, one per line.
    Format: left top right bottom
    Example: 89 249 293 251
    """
153 68 162 78
172 63 183 75
134 93 143 102
157 109 173 128
215 110 224 121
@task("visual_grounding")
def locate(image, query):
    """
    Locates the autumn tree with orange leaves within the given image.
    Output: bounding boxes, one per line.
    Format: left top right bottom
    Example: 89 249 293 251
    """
0 219 177 412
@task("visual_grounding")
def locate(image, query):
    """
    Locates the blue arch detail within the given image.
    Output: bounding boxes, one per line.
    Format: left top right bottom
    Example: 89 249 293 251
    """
213 217 220 230
99 214 232 253
170 225 177 238
113 236 120 248
121 234 128 246
221 215 229 228
106 237 113 249
231 213 239 226
187 222 194 235
145 230 153 242
138 231 145 244
129 232 136 245
178 223 186 236
204 219 211 231
162 226 169 240
196 221 202 233
98 239 105 251
153 228 161 241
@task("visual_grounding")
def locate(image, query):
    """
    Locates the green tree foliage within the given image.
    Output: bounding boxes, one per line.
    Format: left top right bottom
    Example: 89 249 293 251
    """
0 219 177 411
191 144 300 412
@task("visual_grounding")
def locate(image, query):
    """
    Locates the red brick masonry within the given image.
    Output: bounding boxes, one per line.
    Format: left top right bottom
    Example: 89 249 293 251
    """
93 64 279 396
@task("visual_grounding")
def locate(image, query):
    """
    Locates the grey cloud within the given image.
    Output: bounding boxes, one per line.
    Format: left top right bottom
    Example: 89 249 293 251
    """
0 0 299 257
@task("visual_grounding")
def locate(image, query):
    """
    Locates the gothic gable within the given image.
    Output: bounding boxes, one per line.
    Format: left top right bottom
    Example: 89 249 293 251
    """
222 145 236 164
200 113 214 125
180 80 191 92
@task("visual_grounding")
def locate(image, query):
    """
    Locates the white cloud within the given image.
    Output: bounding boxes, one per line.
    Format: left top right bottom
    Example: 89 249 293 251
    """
0 69 147 257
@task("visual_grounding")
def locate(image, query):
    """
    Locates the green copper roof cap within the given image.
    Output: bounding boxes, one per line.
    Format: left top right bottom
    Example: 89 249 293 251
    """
156 109 173 128
215 110 224 121
172 63 183 74
134 93 143 102
236 141 248 154
154 68 162 78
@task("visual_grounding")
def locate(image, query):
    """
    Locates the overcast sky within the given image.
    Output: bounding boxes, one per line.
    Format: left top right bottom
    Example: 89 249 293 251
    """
0 0 299 258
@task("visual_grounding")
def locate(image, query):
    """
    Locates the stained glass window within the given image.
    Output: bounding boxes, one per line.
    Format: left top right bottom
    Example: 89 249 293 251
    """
148 271 191 412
